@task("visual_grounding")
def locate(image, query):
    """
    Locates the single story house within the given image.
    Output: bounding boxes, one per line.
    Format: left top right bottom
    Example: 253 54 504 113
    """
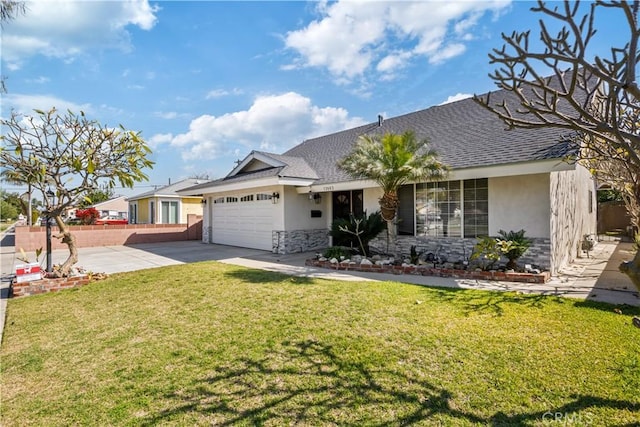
64 196 129 220
127 178 205 224
179 85 597 275
92 195 129 219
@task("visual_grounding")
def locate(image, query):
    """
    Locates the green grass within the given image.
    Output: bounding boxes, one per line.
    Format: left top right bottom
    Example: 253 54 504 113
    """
2 261 639 426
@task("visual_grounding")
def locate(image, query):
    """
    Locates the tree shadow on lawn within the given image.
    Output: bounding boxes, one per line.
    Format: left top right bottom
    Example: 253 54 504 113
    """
571 299 640 317
223 268 316 285
141 339 638 426
409 285 555 317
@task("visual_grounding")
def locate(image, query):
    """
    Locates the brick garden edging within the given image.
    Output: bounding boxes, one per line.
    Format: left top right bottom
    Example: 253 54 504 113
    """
11 276 92 298
305 259 550 284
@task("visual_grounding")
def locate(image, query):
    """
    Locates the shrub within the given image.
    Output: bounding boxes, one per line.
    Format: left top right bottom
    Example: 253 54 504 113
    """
470 236 502 271
497 229 531 270
330 211 385 256
323 246 351 260
471 230 532 271
76 207 100 225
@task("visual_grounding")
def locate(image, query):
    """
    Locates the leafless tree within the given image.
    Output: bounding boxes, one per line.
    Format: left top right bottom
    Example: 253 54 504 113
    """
474 0 640 294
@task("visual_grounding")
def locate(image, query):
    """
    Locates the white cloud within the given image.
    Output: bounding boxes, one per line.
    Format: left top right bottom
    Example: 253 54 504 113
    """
439 93 472 105
428 43 466 64
25 76 51 84
148 133 174 149
152 92 366 161
1 0 159 68
284 0 511 83
205 88 244 99
154 112 178 120
3 94 92 115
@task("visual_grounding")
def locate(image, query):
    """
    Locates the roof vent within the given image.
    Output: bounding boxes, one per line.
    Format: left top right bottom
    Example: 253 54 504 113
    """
377 114 384 126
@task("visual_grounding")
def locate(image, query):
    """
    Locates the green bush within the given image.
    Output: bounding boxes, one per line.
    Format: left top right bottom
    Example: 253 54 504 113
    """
330 211 385 256
497 229 531 270
323 246 351 260
471 230 532 271
470 236 502 271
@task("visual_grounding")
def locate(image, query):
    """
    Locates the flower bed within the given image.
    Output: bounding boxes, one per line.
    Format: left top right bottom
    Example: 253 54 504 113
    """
305 259 550 284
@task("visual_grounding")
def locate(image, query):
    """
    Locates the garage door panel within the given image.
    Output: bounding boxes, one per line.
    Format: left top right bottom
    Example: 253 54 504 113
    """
211 199 273 251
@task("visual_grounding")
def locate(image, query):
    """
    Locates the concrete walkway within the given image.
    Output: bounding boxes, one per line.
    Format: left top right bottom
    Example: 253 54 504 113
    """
2 238 639 343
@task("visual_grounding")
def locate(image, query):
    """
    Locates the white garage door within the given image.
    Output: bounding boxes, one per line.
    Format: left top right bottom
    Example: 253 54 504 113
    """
211 194 274 251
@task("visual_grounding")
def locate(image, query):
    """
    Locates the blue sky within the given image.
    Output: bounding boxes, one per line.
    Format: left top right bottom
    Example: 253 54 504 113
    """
1 0 625 197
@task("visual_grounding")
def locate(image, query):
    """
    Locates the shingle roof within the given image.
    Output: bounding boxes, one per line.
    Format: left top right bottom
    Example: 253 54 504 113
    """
253 151 319 180
128 178 207 200
284 90 575 185
184 72 587 192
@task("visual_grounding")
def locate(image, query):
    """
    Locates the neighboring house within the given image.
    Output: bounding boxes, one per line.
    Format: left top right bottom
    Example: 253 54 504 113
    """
92 196 129 219
64 196 129 220
127 178 205 224
179 85 597 275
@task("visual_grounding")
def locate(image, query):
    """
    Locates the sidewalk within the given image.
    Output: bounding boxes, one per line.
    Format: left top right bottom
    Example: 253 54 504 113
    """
2 239 639 343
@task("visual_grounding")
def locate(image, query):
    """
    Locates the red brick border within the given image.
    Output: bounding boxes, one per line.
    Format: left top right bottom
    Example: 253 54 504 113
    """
305 259 550 284
11 276 92 298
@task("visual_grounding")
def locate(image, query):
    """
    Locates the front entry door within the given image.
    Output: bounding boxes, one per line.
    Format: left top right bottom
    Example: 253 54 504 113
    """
332 190 363 220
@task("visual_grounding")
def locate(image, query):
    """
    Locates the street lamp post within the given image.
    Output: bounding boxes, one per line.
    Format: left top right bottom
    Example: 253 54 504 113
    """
45 189 55 273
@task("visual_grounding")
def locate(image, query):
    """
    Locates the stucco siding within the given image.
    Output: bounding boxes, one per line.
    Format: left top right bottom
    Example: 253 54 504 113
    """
488 174 551 238
181 198 203 222
549 165 597 274
137 198 150 223
283 187 327 230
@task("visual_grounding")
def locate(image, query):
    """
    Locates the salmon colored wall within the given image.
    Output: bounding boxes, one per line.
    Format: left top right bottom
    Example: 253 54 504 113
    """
15 215 203 251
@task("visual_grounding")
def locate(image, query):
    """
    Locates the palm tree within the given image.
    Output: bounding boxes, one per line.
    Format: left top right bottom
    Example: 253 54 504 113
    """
339 131 448 256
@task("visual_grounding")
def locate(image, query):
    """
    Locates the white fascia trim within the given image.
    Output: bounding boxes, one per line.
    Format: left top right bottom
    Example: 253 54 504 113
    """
298 159 574 194
184 177 281 195
299 179 379 194
227 151 286 178
278 178 316 187
449 158 574 180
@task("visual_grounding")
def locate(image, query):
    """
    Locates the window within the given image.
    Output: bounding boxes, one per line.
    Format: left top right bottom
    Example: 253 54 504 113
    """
226 196 238 203
256 193 272 201
213 197 224 204
149 201 155 224
161 201 179 224
416 181 461 237
129 203 137 224
463 178 488 237
240 194 254 202
396 178 489 238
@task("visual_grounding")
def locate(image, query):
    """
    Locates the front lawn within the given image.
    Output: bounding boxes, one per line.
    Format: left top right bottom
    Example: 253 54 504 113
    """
1 262 639 426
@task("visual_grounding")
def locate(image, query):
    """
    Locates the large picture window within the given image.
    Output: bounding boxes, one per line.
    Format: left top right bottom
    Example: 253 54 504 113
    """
397 178 489 238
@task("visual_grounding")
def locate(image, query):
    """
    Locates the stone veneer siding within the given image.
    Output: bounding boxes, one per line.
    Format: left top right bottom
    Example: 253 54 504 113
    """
369 235 552 271
203 225 213 244
272 229 330 254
